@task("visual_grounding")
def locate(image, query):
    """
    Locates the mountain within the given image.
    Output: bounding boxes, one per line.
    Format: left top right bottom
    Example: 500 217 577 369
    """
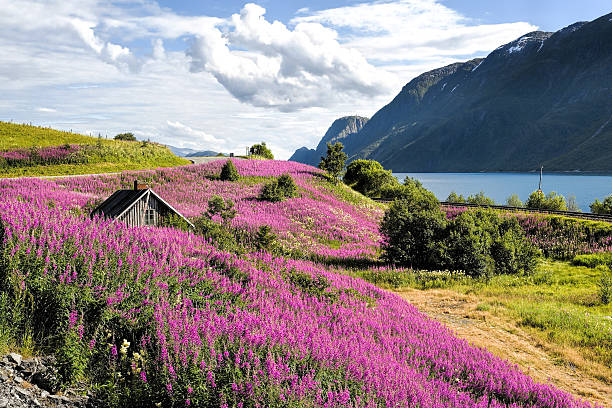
166 145 224 157
292 13 612 172
289 116 368 166
186 151 225 157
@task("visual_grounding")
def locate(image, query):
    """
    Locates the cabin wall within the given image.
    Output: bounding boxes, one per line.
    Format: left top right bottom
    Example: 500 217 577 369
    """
118 192 166 227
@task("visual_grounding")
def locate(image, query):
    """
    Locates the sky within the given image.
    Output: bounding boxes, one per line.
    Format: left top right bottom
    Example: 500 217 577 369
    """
1 1 610 159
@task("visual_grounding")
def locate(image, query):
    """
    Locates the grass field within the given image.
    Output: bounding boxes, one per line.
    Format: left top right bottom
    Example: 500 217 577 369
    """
0 122 190 177
354 260 612 382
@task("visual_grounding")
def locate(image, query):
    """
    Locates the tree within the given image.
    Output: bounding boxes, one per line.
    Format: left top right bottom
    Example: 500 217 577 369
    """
255 225 277 252
380 200 447 269
206 195 236 224
343 159 396 197
220 159 240 181
249 142 274 159
565 195 581 212
505 194 523 207
318 142 347 183
526 191 567 211
446 192 466 203
114 132 137 141
467 191 495 205
277 174 297 198
590 194 612 215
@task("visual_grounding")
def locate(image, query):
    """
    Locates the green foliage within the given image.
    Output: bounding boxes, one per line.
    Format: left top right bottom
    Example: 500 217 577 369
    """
590 194 612 215
219 159 240 181
192 217 242 253
505 194 523 207
600 267 611 305
380 200 447 269
446 192 466 203
113 132 137 142
381 205 539 277
277 174 297 198
259 174 298 202
249 142 274 159
160 213 191 231
466 191 495 205
318 142 347 183
206 195 236 223
343 159 396 197
572 252 612 268
256 225 277 252
565 195 581 212
526 190 567 211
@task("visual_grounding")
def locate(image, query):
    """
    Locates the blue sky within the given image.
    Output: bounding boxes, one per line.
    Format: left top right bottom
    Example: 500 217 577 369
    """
0 0 610 158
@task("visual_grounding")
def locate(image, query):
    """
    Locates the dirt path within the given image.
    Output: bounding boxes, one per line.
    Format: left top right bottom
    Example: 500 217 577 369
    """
395 288 612 407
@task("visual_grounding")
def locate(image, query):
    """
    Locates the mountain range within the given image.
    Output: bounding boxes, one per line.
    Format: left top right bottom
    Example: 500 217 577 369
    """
290 13 612 172
167 145 224 157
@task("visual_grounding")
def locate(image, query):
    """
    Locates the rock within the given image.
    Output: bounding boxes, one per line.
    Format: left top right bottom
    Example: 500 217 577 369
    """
40 390 49 399
0 398 7 408
8 352 22 366
14 375 23 384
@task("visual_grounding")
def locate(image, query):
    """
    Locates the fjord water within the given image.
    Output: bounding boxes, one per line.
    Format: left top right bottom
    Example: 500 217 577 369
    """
394 173 612 211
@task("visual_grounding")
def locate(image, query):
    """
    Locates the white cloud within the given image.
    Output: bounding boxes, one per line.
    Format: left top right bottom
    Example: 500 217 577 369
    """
0 0 542 159
292 0 537 64
187 3 396 111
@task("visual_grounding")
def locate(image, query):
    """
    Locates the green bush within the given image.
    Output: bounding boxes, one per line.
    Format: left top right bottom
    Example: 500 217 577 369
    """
160 213 191 231
380 200 447 269
381 205 540 277
255 225 277 252
446 192 466 203
206 195 236 223
572 252 612 268
506 194 523 207
467 192 495 205
343 160 396 197
192 217 242 253
590 194 612 215
526 190 567 211
259 174 298 202
219 159 240 181
249 142 274 159
276 174 297 198
113 132 137 141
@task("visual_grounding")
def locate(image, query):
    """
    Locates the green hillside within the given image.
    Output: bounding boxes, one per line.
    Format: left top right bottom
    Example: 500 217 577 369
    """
0 122 190 177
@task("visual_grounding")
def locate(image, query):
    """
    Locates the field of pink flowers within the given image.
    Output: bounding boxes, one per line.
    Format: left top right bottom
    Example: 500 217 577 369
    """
0 160 382 260
0 144 83 167
0 163 597 407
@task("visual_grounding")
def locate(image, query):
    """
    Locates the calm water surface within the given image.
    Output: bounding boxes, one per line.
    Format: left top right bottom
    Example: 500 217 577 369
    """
394 173 612 212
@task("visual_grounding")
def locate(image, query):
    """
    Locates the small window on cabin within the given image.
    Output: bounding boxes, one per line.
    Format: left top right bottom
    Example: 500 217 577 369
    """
144 209 156 226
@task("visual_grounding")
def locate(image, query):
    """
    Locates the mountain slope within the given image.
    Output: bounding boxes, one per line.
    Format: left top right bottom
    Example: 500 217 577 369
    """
295 13 612 172
289 116 368 166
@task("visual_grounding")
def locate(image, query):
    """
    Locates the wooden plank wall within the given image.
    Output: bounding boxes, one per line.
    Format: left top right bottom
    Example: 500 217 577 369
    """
118 192 167 227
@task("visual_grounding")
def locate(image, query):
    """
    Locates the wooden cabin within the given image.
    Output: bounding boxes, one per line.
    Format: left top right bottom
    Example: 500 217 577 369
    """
91 180 194 229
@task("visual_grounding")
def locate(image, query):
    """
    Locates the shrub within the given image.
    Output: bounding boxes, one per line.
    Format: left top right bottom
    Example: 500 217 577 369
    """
259 174 297 202
526 191 567 211
160 213 191 231
343 160 396 197
381 206 539 277
192 216 242 253
219 159 240 181
380 200 447 269
114 132 137 141
572 252 612 268
276 174 297 198
206 195 236 223
590 194 612 215
506 194 523 207
249 142 274 159
259 181 283 202
446 192 466 203
318 142 346 183
466 191 495 205
255 225 277 252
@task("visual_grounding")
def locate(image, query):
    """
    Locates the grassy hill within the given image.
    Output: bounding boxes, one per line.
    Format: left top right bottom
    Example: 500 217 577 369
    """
0 159 608 407
0 121 190 177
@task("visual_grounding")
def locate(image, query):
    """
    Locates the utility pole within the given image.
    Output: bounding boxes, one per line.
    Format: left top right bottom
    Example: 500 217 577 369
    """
538 166 543 193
